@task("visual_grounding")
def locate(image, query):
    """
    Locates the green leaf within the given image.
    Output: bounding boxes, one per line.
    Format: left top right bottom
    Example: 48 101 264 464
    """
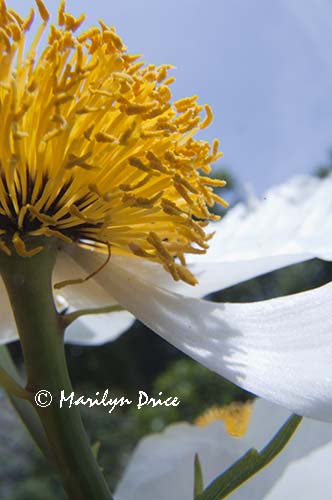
92 440 101 460
0 345 50 458
194 453 204 497
195 413 302 500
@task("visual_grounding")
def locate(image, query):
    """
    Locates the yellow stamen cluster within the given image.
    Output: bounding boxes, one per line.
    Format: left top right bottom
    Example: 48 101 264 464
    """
195 402 253 437
0 0 227 284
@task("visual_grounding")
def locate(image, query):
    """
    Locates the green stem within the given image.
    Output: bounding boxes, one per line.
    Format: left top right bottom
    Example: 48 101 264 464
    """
196 413 302 500
0 241 112 500
63 304 124 327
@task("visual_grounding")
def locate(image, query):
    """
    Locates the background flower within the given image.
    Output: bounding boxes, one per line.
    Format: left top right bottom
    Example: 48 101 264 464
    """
115 398 332 500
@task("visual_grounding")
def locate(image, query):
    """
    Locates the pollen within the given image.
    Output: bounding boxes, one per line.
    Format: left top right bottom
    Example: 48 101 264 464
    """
0 0 227 285
195 401 253 437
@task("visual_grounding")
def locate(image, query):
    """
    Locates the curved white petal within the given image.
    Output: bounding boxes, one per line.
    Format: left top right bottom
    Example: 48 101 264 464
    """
73 250 332 420
185 175 332 295
87 175 332 299
116 399 332 500
65 311 135 345
0 278 18 344
265 438 332 499
53 250 120 309
54 251 135 345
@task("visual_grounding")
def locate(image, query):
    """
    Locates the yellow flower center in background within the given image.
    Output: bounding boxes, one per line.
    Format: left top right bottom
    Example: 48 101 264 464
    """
0 0 227 285
195 402 253 438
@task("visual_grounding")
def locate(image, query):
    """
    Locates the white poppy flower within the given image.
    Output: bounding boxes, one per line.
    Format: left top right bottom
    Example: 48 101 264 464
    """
115 398 332 500
1 175 332 419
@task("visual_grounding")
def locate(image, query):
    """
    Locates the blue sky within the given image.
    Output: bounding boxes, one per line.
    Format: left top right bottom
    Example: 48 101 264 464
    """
9 0 332 193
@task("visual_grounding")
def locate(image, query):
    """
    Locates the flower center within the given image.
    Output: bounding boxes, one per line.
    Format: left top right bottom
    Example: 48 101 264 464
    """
0 0 227 284
195 402 253 437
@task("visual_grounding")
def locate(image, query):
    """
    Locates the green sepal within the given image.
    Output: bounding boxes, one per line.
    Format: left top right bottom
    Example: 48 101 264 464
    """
195 413 302 500
194 453 204 497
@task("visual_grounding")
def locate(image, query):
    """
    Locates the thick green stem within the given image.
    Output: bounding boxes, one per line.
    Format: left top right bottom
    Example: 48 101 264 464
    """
0 241 112 500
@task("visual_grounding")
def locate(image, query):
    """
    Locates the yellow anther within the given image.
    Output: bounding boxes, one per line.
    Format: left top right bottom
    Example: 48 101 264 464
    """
123 191 163 208
119 122 136 145
98 19 108 31
146 151 169 173
35 0 50 23
175 108 195 126
94 132 117 143
174 95 198 112
0 27 10 52
77 27 100 43
52 113 67 127
119 175 150 192
164 150 178 163
64 12 86 32
8 9 24 27
212 193 229 208
83 124 94 140
65 157 97 171
129 157 150 173
127 61 145 75
179 116 200 133
32 227 72 244
53 93 74 105
174 182 194 205
174 174 198 194
8 22 21 41
28 205 57 225
161 199 185 216
112 72 134 84
69 205 99 223
12 130 28 140
125 102 155 115
128 242 151 258
157 64 175 83
212 138 220 156
42 128 64 143
103 30 124 50
157 85 172 103
164 76 176 85
147 232 173 262
58 0 65 25
76 106 104 115
88 183 103 197
175 265 197 286
200 104 213 129
89 88 113 98
12 233 43 257
74 44 83 72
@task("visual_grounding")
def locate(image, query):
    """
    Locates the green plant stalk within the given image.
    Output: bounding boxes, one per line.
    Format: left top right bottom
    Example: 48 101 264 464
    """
0 241 112 500
195 413 302 500
0 345 50 458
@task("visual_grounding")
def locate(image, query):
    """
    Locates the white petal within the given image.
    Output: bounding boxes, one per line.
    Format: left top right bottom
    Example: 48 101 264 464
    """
187 175 332 295
116 399 332 500
54 251 135 345
53 250 120 309
74 250 332 420
0 277 18 344
65 311 135 345
265 439 332 499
